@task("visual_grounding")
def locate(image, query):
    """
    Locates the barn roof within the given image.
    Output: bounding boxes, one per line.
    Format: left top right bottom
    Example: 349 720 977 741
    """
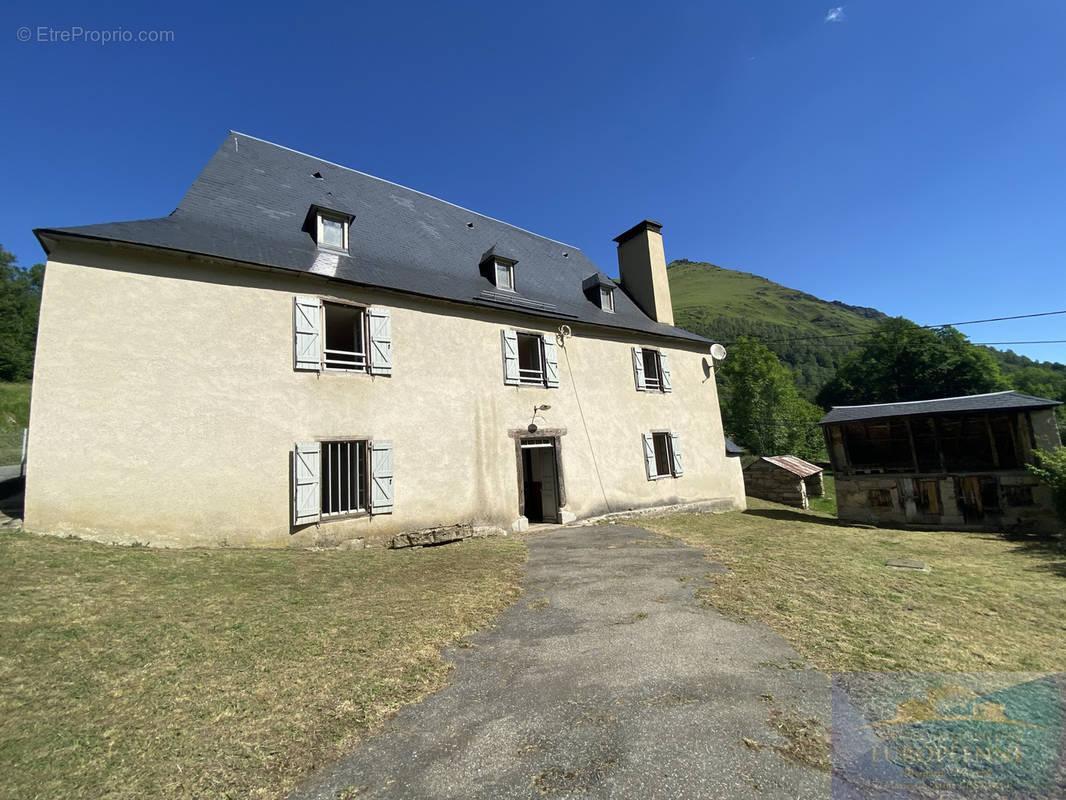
819 391 1060 425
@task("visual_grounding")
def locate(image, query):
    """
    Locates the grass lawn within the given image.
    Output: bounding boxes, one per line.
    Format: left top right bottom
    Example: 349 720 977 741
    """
644 499 1066 673
0 381 31 429
807 472 836 516
0 531 526 799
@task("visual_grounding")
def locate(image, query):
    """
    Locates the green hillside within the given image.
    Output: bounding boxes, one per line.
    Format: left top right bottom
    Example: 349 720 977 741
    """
668 259 886 398
668 259 1066 419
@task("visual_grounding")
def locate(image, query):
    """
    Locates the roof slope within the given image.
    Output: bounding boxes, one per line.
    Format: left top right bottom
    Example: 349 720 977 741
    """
747 455 822 477
36 132 708 345
820 391 1061 425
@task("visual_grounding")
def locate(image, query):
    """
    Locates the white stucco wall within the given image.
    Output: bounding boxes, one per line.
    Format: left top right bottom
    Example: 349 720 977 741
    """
26 243 745 547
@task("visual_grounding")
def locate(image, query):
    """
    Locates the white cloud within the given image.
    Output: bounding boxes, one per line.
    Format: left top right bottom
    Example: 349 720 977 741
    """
825 6 845 22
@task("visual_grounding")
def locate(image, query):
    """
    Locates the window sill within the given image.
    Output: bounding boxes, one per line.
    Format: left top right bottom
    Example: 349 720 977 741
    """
316 244 349 255
320 510 371 523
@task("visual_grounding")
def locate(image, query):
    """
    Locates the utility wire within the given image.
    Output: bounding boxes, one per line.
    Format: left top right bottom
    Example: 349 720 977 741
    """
721 309 1066 346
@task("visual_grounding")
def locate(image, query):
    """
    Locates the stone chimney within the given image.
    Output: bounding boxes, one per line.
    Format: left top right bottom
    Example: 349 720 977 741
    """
614 220 673 325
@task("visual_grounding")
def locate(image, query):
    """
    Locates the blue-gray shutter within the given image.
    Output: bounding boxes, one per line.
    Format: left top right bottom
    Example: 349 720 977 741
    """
642 433 656 480
542 336 559 388
502 330 520 385
368 307 392 375
659 352 672 393
670 433 683 476
370 439 394 514
294 296 322 371
293 441 321 524
632 347 646 391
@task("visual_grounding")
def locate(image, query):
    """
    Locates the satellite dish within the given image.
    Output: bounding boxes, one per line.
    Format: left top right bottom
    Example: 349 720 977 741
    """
710 343 728 361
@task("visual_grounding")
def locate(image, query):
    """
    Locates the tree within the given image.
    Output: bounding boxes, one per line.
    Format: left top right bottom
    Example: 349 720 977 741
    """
0 245 45 382
817 317 1009 407
716 338 826 460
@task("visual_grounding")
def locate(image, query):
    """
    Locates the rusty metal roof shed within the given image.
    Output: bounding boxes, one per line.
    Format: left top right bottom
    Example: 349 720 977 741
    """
748 455 823 478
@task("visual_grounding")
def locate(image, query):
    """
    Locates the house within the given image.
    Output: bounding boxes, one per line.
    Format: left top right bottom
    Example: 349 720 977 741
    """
820 391 1062 533
743 455 824 509
26 132 745 548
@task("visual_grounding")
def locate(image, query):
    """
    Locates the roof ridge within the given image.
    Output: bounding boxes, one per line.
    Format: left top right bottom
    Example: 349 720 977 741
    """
830 390 1017 410
227 131 581 250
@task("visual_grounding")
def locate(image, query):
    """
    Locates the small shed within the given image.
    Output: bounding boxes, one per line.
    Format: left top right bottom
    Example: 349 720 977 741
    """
743 456 824 509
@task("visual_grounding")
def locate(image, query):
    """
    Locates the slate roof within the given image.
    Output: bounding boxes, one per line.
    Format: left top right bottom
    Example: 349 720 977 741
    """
746 455 823 478
820 391 1061 425
35 132 709 346
724 437 745 456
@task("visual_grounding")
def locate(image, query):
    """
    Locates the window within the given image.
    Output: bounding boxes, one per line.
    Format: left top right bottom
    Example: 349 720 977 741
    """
323 302 366 370
517 333 543 384
316 211 349 251
321 440 368 516
293 439 394 525
294 296 392 375
501 329 559 388
632 347 672 393
642 431 683 480
599 286 615 313
495 259 515 291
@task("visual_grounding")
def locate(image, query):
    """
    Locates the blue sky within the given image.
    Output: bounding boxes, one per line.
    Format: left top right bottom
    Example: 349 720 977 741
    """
3 1 1065 363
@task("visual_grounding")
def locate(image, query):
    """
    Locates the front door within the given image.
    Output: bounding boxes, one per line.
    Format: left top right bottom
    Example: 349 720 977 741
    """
520 438 560 523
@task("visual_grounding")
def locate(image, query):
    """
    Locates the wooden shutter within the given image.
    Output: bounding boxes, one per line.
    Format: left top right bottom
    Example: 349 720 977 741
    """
501 330 519 385
632 347 646 391
642 433 656 480
294 296 322 371
293 441 321 525
542 336 559 388
368 307 393 375
670 433 684 476
370 439 394 514
659 352 672 393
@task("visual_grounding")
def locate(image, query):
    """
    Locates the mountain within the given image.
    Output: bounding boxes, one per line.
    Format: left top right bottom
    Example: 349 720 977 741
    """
667 259 886 399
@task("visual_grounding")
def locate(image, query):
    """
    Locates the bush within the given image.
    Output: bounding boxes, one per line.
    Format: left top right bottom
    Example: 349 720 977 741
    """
1026 448 1066 525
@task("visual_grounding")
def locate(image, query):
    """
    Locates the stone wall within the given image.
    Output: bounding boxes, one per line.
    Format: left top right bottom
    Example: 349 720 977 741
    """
836 472 1060 535
743 461 809 509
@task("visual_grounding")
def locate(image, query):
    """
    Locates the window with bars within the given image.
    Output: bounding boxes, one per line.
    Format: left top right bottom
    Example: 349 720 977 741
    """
293 439 393 525
321 440 368 516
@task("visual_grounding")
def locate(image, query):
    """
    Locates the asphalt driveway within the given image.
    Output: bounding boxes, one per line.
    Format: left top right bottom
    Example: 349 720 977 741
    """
289 524 832 799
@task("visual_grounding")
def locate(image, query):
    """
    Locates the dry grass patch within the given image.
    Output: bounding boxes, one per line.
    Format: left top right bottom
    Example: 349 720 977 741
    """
643 499 1066 673
0 531 525 799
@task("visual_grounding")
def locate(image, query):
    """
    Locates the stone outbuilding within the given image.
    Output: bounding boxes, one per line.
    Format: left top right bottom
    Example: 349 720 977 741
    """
820 391 1062 534
743 456 824 509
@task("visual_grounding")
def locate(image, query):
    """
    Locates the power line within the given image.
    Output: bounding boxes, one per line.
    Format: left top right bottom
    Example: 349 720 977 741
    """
974 340 1066 346
722 309 1066 346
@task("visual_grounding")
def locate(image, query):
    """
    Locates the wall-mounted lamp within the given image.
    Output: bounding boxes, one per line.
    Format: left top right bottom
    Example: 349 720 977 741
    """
528 404 552 433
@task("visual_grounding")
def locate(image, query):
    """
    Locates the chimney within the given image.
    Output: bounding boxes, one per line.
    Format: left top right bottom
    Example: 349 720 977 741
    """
614 220 673 325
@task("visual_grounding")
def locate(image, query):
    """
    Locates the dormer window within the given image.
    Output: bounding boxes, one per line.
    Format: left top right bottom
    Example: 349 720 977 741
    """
315 209 350 252
599 285 615 313
481 247 518 292
583 273 617 312
495 259 515 291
